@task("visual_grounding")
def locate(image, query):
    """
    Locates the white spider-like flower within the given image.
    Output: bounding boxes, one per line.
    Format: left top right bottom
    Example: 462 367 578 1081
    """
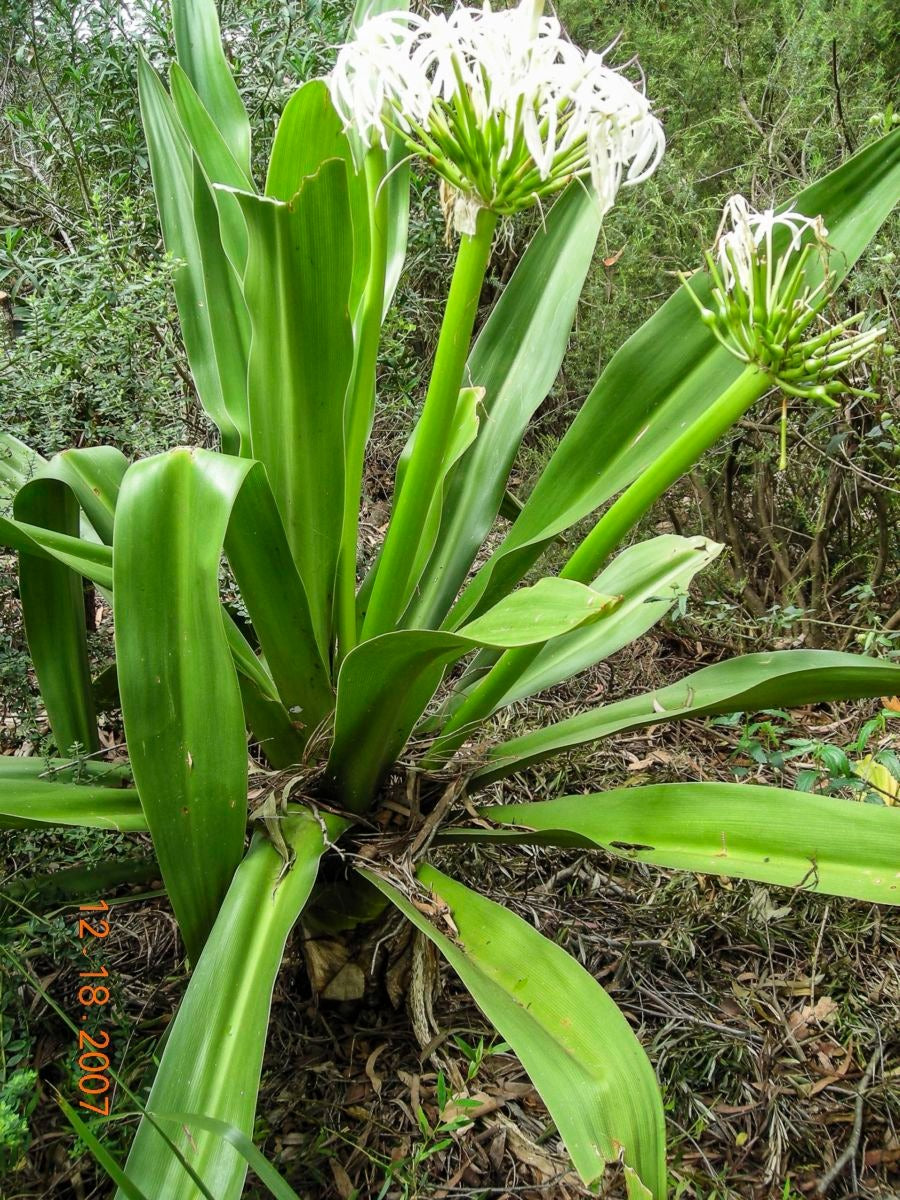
683 194 886 404
329 0 665 231
714 195 827 315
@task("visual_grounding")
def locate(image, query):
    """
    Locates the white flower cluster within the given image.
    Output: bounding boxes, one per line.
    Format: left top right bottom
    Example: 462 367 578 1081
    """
329 0 665 229
714 196 828 316
685 195 885 403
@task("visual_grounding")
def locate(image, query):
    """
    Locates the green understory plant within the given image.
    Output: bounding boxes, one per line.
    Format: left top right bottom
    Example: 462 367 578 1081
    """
2 1 899 1196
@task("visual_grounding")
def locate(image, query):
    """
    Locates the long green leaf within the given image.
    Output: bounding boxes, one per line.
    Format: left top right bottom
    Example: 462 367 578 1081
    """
0 756 131 785
0 778 145 831
381 130 411 317
450 130 900 625
137 54 248 453
476 650 900 785
364 864 666 1196
265 79 371 325
448 784 900 905
117 812 344 1200
14 477 98 753
3 857 159 906
376 386 482 616
1 439 116 580
328 579 620 809
357 388 483 623
405 183 605 629
170 62 252 270
0 513 112 586
266 81 351 199
171 0 252 178
0 445 303 764
229 163 354 653
34 446 127 545
28 448 125 711
454 534 722 718
220 458 334 727
114 448 332 957
190 153 252 439
347 0 410 315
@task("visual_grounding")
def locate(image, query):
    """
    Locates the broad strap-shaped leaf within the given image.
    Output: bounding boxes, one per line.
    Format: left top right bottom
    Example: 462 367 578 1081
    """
475 650 900 785
114 449 332 958
0 756 131 784
219 459 334 727
381 128 411 318
191 154 253 447
460 579 619 644
0 447 308 772
30 446 127 545
228 163 354 654
0 513 112 587
456 534 723 716
357 388 484 622
236 676 308 771
404 182 605 629
1 440 108 589
5 446 125 742
170 62 252 270
138 54 249 453
117 812 344 1200
14 475 98 754
146 1114 304 1200
328 578 620 810
0 777 145 831
266 81 354 199
446 784 900 905
363 864 666 1197
6 857 158 908
449 130 900 626
265 79 371 325
171 0 252 178
264 83 374 666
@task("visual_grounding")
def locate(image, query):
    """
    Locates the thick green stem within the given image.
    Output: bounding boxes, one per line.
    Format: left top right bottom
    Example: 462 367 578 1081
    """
561 366 767 581
428 365 768 761
362 207 498 639
336 149 388 665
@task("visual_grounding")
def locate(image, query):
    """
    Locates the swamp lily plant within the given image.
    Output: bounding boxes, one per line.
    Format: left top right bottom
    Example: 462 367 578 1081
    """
1 1 898 1196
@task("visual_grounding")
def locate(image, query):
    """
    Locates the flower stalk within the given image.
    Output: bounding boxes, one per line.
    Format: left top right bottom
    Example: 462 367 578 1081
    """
362 206 498 638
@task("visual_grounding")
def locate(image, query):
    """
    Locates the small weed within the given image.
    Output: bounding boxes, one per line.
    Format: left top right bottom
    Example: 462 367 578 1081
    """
714 705 900 802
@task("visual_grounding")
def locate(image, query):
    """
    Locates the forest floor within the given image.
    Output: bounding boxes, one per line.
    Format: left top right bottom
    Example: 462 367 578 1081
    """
3 617 898 1200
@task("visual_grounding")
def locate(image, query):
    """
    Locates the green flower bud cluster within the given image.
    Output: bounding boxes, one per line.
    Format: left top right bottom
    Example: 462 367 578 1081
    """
683 196 886 406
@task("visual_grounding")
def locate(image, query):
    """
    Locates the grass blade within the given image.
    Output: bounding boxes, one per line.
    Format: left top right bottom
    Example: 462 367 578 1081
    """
57 1097 151 1200
149 1113 304 1200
